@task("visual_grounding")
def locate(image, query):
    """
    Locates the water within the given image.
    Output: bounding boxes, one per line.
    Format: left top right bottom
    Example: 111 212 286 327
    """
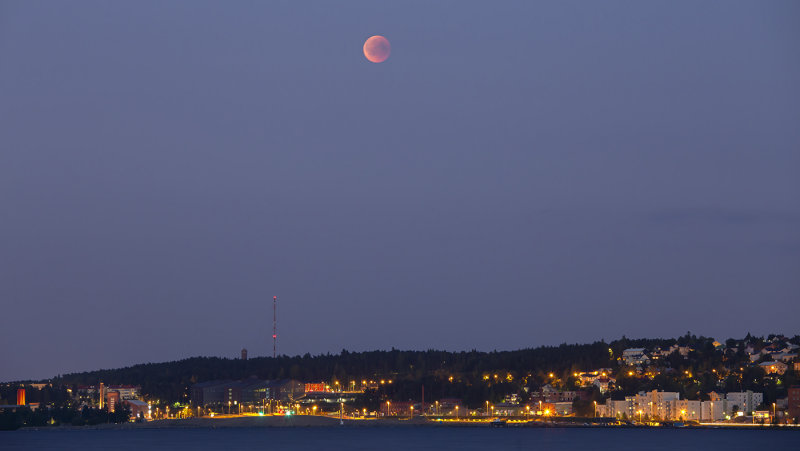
1 427 796 450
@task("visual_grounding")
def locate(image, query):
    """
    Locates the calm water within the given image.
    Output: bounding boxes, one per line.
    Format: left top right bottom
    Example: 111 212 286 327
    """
1 427 796 450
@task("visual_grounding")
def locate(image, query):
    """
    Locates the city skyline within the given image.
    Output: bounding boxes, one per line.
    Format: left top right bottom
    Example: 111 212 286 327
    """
1 1 799 382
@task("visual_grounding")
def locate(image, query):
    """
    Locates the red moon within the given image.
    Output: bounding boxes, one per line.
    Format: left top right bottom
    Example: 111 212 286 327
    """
363 35 390 63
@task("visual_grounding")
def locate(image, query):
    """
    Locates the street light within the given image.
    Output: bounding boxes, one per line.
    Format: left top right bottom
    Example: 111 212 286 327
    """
410 405 414 418
455 405 459 419
593 401 597 418
386 401 390 417
773 403 776 424
486 401 489 417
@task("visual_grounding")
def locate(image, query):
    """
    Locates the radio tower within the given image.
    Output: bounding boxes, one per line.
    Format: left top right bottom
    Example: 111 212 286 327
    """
272 295 277 358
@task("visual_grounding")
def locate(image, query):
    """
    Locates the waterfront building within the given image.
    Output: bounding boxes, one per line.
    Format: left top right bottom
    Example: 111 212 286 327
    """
725 391 763 415
599 399 632 419
190 378 303 408
788 385 800 423
671 400 701 421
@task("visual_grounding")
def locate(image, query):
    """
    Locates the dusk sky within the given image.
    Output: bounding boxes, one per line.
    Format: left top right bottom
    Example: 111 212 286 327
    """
1 1 798 382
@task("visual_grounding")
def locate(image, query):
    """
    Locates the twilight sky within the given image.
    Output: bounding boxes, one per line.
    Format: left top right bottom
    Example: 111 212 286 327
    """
1 1 798 381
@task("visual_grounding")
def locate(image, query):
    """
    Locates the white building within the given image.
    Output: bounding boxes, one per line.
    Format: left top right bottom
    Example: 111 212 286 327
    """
700 400 727 421
599 399 633 418
622 348 649 366
725 391 763 415
601 390 765 422
670 400 702 421
599 391 681 421
633 390 680 420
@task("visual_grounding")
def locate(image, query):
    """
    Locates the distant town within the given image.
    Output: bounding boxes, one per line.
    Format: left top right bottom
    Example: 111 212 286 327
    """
2 333 799 430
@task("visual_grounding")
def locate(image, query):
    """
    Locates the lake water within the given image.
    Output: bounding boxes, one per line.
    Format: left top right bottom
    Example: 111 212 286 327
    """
1 427 796 450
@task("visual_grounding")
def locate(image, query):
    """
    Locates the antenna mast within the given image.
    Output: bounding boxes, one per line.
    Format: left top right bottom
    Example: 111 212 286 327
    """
272 295 277 358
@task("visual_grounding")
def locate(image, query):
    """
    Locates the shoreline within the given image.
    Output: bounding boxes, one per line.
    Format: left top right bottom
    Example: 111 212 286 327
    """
16 415 800 431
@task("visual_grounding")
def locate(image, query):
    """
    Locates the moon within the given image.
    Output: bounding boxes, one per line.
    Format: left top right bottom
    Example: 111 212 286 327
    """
363 36 390 63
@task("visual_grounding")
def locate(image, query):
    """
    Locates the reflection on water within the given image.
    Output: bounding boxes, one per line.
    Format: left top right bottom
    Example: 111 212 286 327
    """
1 426 795 451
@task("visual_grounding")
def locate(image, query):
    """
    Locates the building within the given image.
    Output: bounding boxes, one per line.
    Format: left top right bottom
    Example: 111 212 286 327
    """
493 403 526 416
299 391 360 406
537 402 556 416
601 391 681 421
725 391 763 415
771 352 797 363
106 391 120 413
636 390 680 420
598 399 632 419
268 379 304 402
622 348 649 366
532 384 585 403
576 369 613 386
241 348 247 360
438 398 463 415
16 388 25 406
759 361 788 375
190 379 303 408
553 402 573 416
75 384 141 405
788 386 800 422
125 399 150 420
304 383 328 393
109 385 141 400
592 377 615 393
384 401 414 416
191 380 228 407
671 400 701 421
699 400 726 421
